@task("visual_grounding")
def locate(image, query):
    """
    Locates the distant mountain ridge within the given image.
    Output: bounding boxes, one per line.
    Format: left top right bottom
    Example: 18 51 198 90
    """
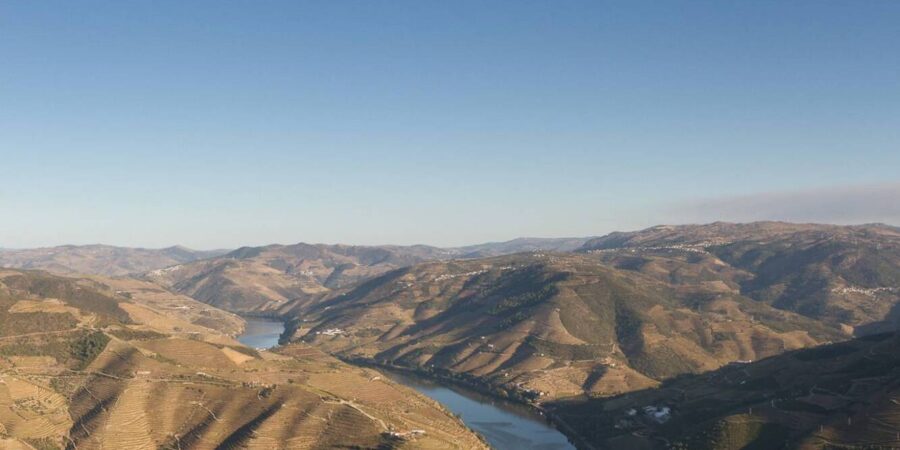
579 221 900 333
446 236 595 258
0 244 228 277
0 237 593 279
579 221 900 251
145 243 458 313
142 238 596 314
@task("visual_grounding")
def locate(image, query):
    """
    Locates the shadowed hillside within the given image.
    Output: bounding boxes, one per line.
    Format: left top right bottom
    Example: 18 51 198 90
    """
580 222 900 334
144 243 456 313
144 239 595 315
548 332 900 449
0 269 487 449
253 223 900 449
289 252 844 402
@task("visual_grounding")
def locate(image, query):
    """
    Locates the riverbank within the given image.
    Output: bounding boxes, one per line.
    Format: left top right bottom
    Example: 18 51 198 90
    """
236 317 288 349
247 322 592 449
339 356 596 450
234 313 297 345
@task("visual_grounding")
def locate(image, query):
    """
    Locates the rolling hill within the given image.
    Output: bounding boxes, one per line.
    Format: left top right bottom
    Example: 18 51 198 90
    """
0 238 598 316
0 245 226 277
448 237 595 258
278 224 900 449
8 223 898 448
580 222 900 334
143 239 596 315
0 269 487 449
288 252 844 402
143 243 455 313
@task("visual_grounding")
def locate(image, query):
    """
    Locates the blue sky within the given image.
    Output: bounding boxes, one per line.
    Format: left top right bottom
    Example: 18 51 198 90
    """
1 1 898 248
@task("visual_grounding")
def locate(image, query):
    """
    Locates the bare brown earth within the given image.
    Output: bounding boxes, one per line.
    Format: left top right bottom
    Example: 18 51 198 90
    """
143 243 456 314
7 223 899 449
0 270 487 450
142 239 599 315
278 226 900 449
0 245 226 277
90 277 245 337
289 253 844 402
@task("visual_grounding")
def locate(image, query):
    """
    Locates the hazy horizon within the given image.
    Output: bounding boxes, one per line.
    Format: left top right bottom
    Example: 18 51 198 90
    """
2 217 899 252
2 1 898 248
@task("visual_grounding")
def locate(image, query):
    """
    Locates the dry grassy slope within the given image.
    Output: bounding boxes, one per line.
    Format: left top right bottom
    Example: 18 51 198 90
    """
0 245 225 277
290 253 844 401
90 277 245 337
0 270 487 450
549 331 900 450
580 222 900 333
144 243 456 314
141 239 602 315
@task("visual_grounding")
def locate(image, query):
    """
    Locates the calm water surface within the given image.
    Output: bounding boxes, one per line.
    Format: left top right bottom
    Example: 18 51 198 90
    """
236 318 284 349
234 320 575 449
384 370 575 450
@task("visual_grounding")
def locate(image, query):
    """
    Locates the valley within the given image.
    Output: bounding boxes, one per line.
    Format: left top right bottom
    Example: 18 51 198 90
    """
275 222 900 448
2 222 899 449
383 369 575 450
233 319 574 449
290 251 844 401
0 270 488 449
8 2 897 448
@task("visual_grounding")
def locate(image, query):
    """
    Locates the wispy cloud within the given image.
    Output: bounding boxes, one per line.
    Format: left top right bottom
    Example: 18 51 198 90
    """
667 183 900 226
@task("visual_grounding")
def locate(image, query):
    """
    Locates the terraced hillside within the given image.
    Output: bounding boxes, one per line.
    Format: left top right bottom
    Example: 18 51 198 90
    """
0 245 226 277
0 270 487 449
549 331 900 449
580 222 900 334
289 253 844 401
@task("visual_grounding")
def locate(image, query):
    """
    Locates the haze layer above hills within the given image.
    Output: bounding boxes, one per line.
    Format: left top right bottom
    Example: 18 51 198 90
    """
0 245 227 277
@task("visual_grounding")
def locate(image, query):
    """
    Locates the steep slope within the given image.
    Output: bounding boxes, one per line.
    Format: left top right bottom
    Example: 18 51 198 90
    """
144 243 456 314
144 239 603 315
549 331 900 449
581 222 900 334
0 244 226 277
289 253 843 401
0 269 487 449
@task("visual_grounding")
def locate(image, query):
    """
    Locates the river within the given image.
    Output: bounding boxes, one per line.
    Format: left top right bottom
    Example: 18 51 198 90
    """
382 370 575 450
235 318 575 450
236 317 285 349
